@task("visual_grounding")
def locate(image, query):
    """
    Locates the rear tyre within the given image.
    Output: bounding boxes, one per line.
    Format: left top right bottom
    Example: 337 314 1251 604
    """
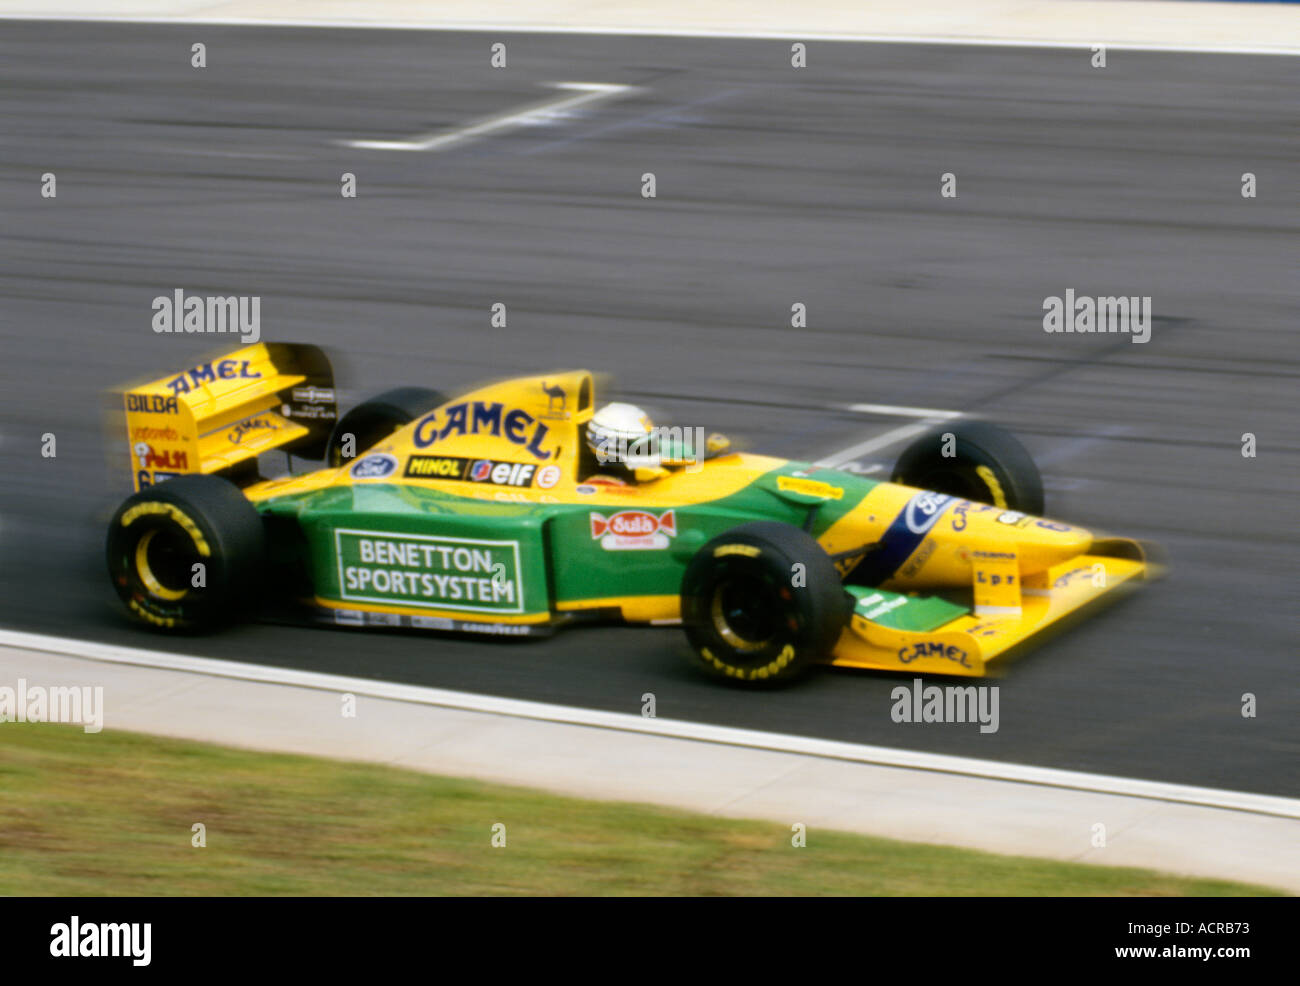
327 386 447 467
680 521 851 685
106 474 265 631
891 420 1044 515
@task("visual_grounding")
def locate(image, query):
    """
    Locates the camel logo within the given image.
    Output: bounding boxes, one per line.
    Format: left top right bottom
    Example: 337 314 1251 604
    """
227 415 278 444
589 509 676 551
541 380 567 418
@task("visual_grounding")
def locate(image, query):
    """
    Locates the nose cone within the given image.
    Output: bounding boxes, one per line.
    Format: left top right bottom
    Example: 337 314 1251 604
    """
948 501 1092 572
1008 515 1093 572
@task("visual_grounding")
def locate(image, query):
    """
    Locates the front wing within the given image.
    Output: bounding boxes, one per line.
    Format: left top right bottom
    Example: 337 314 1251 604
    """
830 543 1148 676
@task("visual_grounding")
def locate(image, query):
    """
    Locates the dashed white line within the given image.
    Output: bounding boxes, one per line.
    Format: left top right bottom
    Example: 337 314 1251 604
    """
343 82 635 151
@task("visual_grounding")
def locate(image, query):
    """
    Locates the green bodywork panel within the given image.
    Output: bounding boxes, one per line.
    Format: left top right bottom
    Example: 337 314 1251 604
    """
846 585 971 633
257 463 879 617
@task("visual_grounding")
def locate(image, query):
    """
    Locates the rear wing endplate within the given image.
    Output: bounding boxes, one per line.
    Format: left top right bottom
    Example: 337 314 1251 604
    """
121 343 336 490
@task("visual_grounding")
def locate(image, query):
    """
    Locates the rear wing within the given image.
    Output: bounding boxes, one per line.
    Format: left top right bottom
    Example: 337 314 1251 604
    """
122 343 336 490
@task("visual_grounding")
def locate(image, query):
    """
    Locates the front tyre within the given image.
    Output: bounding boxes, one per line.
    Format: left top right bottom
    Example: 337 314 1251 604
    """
891 420 1044 515
106 475 265 631
680 521 850 685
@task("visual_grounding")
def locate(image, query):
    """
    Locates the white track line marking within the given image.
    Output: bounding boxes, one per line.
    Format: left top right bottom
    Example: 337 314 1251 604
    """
815 421 931 467
3 628 1296 818
1 16 1296 56
817 404 966 468
846 403 963 419
343 82 635 151
814 420 942 468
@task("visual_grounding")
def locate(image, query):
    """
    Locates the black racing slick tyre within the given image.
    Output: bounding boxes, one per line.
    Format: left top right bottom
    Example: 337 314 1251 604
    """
680 521 851 685
327 387 447 467
106 475 265 631
891 421 1044 516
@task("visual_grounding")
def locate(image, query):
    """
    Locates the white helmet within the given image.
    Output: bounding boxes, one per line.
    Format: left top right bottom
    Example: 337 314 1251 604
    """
586 402 658 469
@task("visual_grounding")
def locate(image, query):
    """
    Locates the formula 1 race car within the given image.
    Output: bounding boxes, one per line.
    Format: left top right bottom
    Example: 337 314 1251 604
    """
107 343 1151 683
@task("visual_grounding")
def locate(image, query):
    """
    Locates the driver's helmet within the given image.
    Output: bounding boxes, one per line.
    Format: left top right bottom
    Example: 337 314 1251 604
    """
586 402 658 470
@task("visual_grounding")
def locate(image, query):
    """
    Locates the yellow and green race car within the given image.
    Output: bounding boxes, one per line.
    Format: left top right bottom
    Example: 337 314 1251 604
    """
107 343 1151 684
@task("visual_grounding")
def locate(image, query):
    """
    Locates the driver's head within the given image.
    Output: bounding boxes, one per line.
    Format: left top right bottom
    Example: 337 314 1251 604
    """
586 402 657 469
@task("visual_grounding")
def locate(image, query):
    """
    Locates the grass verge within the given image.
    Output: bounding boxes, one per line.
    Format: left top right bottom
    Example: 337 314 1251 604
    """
0 723 1282 896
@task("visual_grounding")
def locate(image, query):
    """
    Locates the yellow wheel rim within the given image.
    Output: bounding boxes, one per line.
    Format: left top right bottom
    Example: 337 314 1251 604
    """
135 529 188 601
710 589 767 653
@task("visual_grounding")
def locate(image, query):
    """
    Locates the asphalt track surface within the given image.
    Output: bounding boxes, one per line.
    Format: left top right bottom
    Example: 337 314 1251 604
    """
0 22 1296 796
